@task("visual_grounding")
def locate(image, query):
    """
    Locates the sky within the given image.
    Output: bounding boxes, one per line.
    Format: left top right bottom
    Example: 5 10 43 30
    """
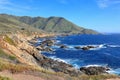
0 0 120 33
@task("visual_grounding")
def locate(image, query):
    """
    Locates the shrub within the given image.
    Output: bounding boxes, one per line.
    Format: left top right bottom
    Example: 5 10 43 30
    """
3 35 16 46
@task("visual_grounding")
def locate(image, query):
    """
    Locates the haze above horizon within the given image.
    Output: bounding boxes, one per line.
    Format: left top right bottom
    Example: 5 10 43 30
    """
0 0 120 33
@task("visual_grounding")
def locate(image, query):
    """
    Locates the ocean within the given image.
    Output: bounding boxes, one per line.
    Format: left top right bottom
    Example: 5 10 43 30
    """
40 34 120 75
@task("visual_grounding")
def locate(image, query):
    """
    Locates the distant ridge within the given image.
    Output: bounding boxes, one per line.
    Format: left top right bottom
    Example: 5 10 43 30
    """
0 14 98 34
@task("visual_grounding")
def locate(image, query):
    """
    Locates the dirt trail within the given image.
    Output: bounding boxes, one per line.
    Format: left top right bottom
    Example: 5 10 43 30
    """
0 71 44 80
106 79 120 80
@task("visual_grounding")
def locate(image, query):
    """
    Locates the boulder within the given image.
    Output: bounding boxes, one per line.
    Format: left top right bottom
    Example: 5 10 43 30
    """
60 45 68 49
44 47 53 52
87 45 97 48
74 46 81 49
81 46 90 50
81 45 97 50
36 46 43 51
41 39 55 46
80 66 110 75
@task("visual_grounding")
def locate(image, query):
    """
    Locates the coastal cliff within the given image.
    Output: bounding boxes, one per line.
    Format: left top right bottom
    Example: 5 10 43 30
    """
0 13 119 80
0 32 80 79
0 32 119 80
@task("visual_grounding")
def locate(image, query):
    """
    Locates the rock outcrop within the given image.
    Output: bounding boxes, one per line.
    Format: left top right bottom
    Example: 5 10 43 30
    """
80 66 110 75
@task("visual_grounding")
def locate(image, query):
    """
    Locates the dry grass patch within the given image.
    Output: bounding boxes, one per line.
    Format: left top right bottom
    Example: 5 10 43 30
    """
3 35 16 46
0 75 12 80
0 58 36 73
77 74 118 80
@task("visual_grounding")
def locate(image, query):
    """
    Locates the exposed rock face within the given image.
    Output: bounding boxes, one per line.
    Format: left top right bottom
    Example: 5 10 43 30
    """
38 57 81 76
80 66 110 75
0 35 38 66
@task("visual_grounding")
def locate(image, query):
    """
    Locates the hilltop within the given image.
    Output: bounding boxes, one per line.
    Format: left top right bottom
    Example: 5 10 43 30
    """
0 14 98 34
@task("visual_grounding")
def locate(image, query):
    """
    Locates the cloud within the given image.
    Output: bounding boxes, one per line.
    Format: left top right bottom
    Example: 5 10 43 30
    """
97 0 120 9
0 0 32 12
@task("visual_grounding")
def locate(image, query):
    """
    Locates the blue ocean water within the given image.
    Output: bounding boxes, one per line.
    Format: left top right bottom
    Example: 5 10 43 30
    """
41 34 120 74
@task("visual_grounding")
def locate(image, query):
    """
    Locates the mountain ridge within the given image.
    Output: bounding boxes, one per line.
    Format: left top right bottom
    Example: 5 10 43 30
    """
0 13 99 34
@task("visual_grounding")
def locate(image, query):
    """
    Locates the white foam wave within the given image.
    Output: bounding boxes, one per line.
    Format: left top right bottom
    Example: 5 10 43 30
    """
107 68 120 75
85 64 102 67
73 64 80 69
108 45 120 48
49 56 68 63
58 44 120 51
49 56 80 68
66 44 107 50
56 40 61 43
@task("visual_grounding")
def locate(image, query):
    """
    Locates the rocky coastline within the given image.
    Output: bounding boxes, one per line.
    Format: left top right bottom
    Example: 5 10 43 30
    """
29 35 113 76
0 32 119 80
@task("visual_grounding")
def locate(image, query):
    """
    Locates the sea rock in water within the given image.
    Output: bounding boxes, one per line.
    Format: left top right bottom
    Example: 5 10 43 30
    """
87 45 96 48
81 46 90 50
81 45 97 50
74 46 81 49
44 47 53 52
41 39 55 46
80 66 110 75
60 45 68 49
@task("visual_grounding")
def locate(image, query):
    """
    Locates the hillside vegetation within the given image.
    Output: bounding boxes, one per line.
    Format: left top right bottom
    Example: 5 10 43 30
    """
0 14 45 34
0 14 98 34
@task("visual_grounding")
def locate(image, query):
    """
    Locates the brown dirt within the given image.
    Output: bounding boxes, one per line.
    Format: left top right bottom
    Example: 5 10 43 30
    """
106 78 120 80
0 70 44 80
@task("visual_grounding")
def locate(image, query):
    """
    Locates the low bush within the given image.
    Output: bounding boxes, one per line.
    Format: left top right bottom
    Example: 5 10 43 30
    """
0 76 12 80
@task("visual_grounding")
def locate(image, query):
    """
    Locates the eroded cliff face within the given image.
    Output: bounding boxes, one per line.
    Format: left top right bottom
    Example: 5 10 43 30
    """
0 32 80 76
0 34 38 66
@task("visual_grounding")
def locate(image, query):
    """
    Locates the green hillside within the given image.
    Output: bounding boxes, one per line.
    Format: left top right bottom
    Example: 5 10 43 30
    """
0 14 98 34
0 14 45 34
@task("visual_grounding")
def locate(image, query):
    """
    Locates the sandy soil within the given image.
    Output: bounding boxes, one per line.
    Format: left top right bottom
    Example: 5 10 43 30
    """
106 78 120 80
0 70 44 80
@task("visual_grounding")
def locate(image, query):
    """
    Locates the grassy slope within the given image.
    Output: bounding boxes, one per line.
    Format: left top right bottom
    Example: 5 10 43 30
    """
0 14 45 34
18 16 99 34
0 14 98 34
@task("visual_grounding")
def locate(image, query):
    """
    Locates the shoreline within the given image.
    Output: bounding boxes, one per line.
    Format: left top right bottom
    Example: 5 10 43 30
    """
0 32 120 80
33 34 120 76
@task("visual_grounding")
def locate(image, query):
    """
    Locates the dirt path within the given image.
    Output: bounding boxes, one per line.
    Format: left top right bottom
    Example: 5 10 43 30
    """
106 78 120 80
0 71 44 80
